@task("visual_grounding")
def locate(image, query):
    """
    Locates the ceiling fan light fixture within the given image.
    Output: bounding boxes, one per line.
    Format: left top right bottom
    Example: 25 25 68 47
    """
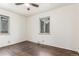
25 3 30 7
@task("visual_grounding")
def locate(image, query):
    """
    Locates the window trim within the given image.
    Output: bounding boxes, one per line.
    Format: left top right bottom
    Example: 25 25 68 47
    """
39 16 50 34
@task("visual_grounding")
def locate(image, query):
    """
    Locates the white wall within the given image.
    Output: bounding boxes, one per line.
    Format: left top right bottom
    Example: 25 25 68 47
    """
0 8 27 47
1 4 78 52
26 4 79 52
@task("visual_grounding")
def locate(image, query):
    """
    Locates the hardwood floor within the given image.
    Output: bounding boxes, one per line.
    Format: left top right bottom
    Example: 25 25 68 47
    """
0 41 79 56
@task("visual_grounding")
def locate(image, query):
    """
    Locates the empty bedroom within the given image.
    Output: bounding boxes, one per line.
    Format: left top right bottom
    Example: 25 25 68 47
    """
0 3 78 56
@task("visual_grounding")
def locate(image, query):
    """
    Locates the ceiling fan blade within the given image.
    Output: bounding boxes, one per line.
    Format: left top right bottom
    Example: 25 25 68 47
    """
15 3 24 5
30 3 39 7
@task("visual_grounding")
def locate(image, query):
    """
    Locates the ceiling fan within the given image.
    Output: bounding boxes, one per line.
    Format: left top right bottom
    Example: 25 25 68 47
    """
15 3 39 11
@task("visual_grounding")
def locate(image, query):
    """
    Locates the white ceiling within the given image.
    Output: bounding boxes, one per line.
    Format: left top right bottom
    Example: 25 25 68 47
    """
0 3 73 16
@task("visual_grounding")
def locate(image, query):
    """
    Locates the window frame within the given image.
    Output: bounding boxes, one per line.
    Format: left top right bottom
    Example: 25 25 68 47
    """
0 15 9 34
40 16 50 34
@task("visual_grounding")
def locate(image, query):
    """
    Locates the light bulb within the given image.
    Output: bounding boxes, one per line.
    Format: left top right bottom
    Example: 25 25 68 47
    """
25 3 30 7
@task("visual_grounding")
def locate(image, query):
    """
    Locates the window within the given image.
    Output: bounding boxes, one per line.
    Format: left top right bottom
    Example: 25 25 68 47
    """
0 15 9 33
40 17 50 34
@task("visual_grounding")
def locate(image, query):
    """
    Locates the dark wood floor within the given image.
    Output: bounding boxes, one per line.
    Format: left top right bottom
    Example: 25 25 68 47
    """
0 41 79 56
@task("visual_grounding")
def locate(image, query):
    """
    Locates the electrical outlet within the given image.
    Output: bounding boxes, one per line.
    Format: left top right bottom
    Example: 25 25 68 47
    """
38 41 40 44
38 41 40 43
8 41 10 43
42 40 45 42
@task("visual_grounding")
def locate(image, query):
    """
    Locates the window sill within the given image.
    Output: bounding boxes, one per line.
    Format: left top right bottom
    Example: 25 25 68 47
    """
39 33 50 35
0 33 9 35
